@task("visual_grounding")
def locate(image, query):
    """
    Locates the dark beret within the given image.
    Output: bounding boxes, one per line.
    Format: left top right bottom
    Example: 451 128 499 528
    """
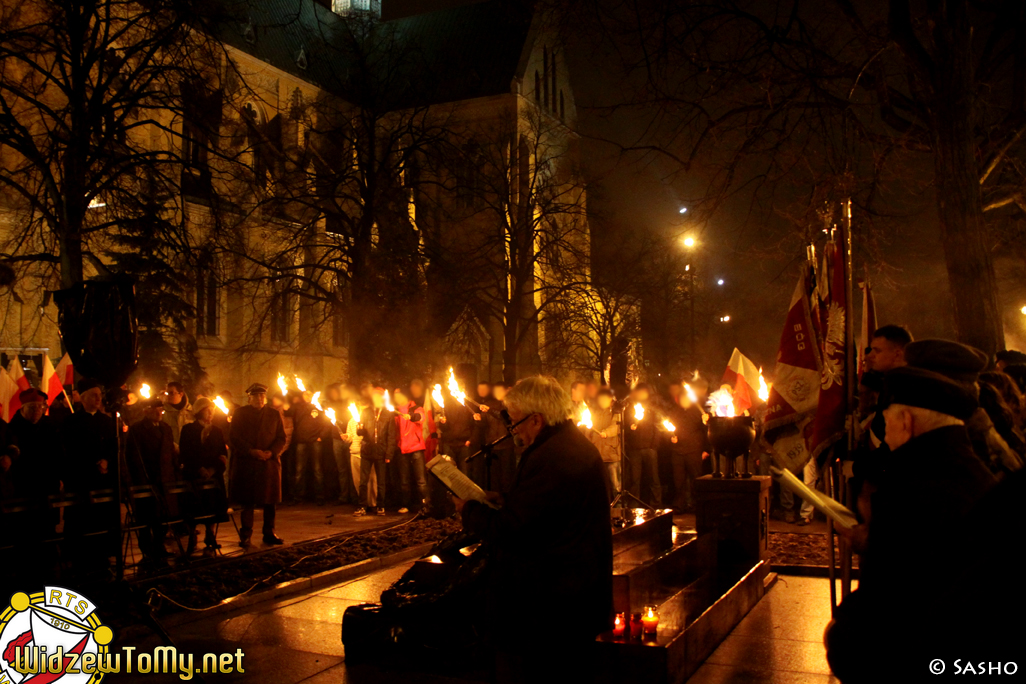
904 339 988 383
18 388 48 404
246 383 268 395
995 350 1026 366
76 378 102 394
879 366 978 420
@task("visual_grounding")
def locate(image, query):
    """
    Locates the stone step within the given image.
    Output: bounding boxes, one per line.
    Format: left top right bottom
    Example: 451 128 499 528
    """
612 533 716 616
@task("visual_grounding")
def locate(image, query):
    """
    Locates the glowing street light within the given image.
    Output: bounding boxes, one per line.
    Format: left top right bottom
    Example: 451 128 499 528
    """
682 236 696 248
1021 305 1026 315
717 278 724 286
720 315 731 323
679 207 688 214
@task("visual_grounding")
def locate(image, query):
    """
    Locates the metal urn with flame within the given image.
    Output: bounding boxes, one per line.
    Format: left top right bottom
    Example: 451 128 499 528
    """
706 387 755 478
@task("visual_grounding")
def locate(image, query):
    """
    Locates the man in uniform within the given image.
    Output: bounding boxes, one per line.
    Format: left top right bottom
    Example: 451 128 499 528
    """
826 365 996 681
229 383 287 547
126 397 178 563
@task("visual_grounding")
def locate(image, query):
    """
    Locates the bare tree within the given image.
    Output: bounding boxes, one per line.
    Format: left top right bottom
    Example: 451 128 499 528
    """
0 0 222 381
565 0 1026 355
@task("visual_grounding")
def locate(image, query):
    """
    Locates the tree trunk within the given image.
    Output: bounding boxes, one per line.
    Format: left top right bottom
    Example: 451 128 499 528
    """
502 306 518 385
931 12 1005 356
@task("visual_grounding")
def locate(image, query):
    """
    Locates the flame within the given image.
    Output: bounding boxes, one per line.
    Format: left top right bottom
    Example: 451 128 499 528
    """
139 383 152 399
348 402 361 423
325 407 337 425
708 387 736 417
431 383 445 408
294 375 306 393
634 403 645 421
683 383 699 404
633 508 646 526
661 418 676 432
277 373 288 396
577 406 593 429
671 524 679 544
312 391 323 410
427 555 443 564
214 396 229 414
645 606 657 620
447 367 467 406
758 367 771 402
383 390 395 412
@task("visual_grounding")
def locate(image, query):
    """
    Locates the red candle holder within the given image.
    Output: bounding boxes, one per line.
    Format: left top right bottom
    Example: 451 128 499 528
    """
642 605 659 638
629 612 643 640
612 612 626 639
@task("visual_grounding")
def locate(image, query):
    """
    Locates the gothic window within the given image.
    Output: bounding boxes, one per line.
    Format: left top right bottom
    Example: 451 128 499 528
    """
270 274 294 344
543 48 549 109
535 71 541 103
196 262 219 337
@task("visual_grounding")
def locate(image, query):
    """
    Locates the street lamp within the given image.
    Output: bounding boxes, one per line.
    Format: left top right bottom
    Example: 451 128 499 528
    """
720 315 731 323
717 278 724 286
683 236 696 248
679 207 688 214
1021 305 1026 315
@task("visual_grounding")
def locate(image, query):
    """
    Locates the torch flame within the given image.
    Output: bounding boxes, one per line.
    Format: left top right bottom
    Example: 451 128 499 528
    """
446 367 467 406
758 368 771 402
277 373 288 396
683 382 699 404
634 403 645 421
383 390 395 412
294 375 306 393
708 387 736 417
139 383 152 399
325 407 337 425
662 418 676 432
577 406 593 429
431 383 445 409
214 396 229 414
312 391 323 410
348 402 361 423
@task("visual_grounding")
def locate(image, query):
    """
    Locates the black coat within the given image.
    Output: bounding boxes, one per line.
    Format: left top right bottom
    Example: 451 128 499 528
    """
6 413 63 500
180 421 228 480
462 420 613 640
667 404 709 455
61 409 117 493
357 407 398 461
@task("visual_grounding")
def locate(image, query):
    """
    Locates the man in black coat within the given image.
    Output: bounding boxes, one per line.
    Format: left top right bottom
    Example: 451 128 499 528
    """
826 366 996 682
354 388 398 516
458 376 612 683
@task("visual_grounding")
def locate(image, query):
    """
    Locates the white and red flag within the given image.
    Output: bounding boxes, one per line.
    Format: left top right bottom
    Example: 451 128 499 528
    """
808 228 849 461
722 348 763 414
7 359 30 394
857 278 877 382
54 352 74 387
42 355 69 408
0 367 21 422
762 264 822 472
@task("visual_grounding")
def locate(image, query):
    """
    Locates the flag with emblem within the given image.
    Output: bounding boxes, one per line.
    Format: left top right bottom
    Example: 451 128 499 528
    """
808 227 849 462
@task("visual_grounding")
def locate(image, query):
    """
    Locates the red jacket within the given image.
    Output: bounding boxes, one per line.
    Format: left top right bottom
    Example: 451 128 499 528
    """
396 401 427 454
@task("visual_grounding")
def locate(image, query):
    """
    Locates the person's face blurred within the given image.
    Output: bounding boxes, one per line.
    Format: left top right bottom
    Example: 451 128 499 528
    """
145 405 165 423
634 388 650 403
571 384 585 402
327 387 342 402
250 392 268 409
371 392 385 409
477 383 490 399
410 380 424 398
493 385 508 402
395 390 409 405
21 402 46 424
678 392 693 409
868 338 905 372
81 387 103 413
166 385 184 404
598 394 613 410
197 406 214 423
585 382 599 400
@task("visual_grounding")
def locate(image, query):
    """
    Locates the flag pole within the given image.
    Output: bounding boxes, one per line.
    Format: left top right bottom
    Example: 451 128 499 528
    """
840 199 856 602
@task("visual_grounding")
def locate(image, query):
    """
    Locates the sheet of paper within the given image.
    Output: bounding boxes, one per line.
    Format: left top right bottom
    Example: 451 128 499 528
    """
770 466 858 530
426 455 500 509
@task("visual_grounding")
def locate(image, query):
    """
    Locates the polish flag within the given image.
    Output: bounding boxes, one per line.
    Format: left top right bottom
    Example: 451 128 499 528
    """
808 228 849 462
0 367 21 422
54 352 74 387
7 359 30 392
42 355 67 408
722 348 762 414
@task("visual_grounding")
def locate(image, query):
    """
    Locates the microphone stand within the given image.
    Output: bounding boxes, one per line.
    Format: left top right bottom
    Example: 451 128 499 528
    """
609 402 652 511
466 414 530 491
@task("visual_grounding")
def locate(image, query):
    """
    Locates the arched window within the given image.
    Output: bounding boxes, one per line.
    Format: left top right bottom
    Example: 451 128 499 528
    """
535 71 541 103
543 48 549 109
242 102 269 184
196 257 219 337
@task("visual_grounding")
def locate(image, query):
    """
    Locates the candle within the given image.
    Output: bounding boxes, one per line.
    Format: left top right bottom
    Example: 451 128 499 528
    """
642 606 659 637
612 612 626 638
630 612 643 640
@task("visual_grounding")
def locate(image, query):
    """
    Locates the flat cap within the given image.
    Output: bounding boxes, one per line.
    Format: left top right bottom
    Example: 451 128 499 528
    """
18 388 48 404
246 383 268 395
995 350 1026 366
880 366 978 420
904 339 988 383
76 378 102 394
